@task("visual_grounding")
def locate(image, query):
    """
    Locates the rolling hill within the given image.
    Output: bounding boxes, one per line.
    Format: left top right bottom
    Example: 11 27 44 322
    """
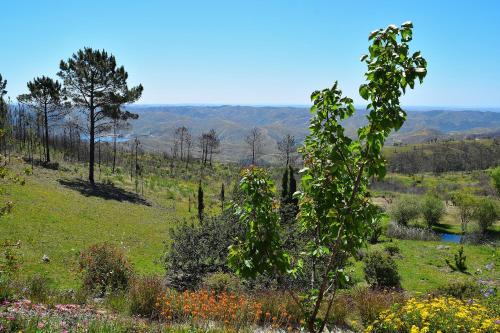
124 105 500 163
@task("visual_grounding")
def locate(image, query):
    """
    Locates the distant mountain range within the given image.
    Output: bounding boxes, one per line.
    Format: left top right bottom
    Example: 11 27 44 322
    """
124 105 500 163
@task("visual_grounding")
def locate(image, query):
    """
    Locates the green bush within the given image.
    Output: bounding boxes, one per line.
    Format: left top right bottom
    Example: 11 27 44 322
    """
491 166 500 195
383 244 400 256
164 210 244 290
451 190 477 233
202 272 243 294
0 276 13 302
473 198 498 234
389 196 420 225
434 281 482 299
128 275 165 319
421 194 445 228
79 243 133 295
368 216 383 244
445 246 467 272
24 273 51 302
363 250 401 289
0 240 21 276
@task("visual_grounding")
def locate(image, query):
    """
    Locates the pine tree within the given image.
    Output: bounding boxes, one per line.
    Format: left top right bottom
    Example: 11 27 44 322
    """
18 76 67 163
58 48 143 184
0 74 8 130
198 182 204 222
0 75 8 155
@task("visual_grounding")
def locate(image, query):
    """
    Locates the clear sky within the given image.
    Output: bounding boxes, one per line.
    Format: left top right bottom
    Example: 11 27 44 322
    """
1 0 499 107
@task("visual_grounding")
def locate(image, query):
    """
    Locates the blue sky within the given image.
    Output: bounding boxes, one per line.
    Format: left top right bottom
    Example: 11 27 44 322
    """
1 0 499 107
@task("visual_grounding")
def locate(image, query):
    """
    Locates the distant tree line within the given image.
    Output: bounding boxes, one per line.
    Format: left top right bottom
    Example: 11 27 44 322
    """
387 139 500 174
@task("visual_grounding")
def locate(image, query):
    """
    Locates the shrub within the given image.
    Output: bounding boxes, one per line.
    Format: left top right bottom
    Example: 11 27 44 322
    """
388 196 420 225
491 166 500 195
0 240 21 277
474 198 498 235
24 273 51 302
0 276 13 302
102 177 114 186
434 281 482 299
367 297 499 332
383 244 400 256
421 194 445 228
351 287 406 326
164 210 244 290
451 190 477 233
115 173 125 184
368 216 383 244
128 275 165 319
445 246 467 272
363 250 401 289
0 240 21 301
79 243 133 295
386 222 440 241
201 272 243 294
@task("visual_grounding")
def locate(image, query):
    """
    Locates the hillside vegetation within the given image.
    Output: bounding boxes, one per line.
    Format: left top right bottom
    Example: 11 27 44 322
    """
2 156 498 290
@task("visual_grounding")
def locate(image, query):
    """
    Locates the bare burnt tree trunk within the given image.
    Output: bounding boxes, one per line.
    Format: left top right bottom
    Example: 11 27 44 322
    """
43 102 50 162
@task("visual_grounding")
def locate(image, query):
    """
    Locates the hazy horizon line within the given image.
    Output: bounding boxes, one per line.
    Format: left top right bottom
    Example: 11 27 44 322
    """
125 103 500 111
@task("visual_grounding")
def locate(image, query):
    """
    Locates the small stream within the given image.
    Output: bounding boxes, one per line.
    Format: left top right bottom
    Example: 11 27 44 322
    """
441 233 462 243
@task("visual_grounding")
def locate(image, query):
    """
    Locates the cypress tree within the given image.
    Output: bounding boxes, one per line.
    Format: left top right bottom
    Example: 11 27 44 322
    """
281 167 289 203
220 182 225 212
198 182 204 222
288 165 298 205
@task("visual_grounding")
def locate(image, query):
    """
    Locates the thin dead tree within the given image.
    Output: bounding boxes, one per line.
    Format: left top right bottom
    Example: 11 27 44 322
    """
277 133 296 167
245 127 263 165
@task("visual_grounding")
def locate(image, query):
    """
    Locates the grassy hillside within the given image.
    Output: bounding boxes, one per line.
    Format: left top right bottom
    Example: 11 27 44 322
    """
351 238 499 292
1 158 498 295
0 158 235 289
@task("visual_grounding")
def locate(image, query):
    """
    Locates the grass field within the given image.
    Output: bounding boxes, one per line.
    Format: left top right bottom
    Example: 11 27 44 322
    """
352 239 499 293
1 157 498 295
0 157 235 289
